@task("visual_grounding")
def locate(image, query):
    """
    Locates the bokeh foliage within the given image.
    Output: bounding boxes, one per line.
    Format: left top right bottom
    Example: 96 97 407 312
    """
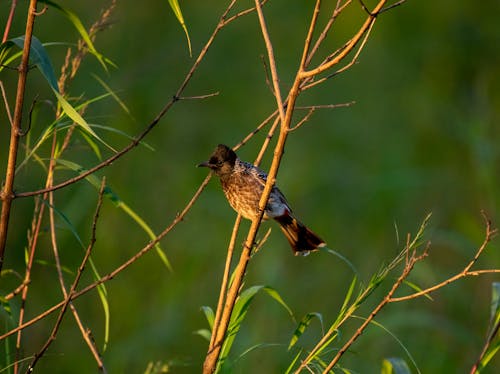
0 0 498 372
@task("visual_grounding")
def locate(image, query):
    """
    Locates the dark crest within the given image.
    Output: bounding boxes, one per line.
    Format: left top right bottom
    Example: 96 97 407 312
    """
198 144 237 176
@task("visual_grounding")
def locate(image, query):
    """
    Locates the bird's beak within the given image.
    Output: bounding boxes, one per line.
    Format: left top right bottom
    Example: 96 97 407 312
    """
197 161 211 168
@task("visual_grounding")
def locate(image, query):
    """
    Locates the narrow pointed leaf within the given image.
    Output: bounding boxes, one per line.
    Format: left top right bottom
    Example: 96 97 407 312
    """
92 74 132 115
54 90 116 152
219 285 293 368
474 282 500 372
9 36 58 90
262 286 294 320
402 280 433 301
288 312 323 350
381 358 411 374
40 0 108 69
284 350 303 374
167 0 192 56
490 282 500 325
201 306 215 329
193 329 211 342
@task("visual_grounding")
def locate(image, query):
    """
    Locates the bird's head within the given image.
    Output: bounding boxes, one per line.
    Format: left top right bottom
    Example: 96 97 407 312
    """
198 144 237 177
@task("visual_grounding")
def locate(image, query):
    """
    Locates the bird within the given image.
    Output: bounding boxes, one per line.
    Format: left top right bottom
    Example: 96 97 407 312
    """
198 144 326 256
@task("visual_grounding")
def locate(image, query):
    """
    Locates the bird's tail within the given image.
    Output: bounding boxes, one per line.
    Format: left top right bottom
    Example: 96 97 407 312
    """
274 213 326 256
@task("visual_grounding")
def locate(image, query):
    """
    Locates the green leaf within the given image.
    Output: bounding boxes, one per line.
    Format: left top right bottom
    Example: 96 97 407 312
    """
55 159 172 272
54 90 117 153
320 247 358 276
193 329 212 342
39 0 109 69
402 280 433 301
381 358 411 374
490 282 500 326
235 343 282 361
339 276 357 317
284 350 303 374
5 35 115 153
167 0 192 56
9 35 59 90
92 74 132 116
475 282 500 372
218 285 293 371
262 286 294 321
358 317 419 373
119 201 172 272
288 312 323 350
90 124 155 152
201 306 215 329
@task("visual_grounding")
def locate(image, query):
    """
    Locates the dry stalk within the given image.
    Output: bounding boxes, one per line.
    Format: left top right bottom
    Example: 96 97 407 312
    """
0 0 39 273
27 179 107 373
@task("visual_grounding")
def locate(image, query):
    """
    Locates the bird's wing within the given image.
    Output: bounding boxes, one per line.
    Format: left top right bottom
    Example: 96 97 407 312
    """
240 161 268 187
240 161 291 210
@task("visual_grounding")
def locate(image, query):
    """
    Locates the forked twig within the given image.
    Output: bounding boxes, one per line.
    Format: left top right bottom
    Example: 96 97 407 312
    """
390 212 498 302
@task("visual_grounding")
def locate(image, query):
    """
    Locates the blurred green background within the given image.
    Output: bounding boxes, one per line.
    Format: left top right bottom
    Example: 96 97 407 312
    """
1 0 499 372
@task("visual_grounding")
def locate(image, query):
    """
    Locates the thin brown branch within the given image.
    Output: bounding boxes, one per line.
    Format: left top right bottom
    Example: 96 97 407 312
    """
221 0 269 26
0 0 39 273
302 16 375 90
2 0 18 43
470 315 500 373
380 0 407 14
14 112 58 374
234 110 278 151
254 0 286 124
41 163 104 370
322 242 428 372
300 0 322 70
305 0 352 67
252 228 272 255
254 116 280 164
295 231 429 372
0 81 14 126
208 214 242 350
27 179 107 373
300 0 387 79
390 214 498 302
289 107 315 131
260 55 274 96
178 92 220 100
296 102 356 110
